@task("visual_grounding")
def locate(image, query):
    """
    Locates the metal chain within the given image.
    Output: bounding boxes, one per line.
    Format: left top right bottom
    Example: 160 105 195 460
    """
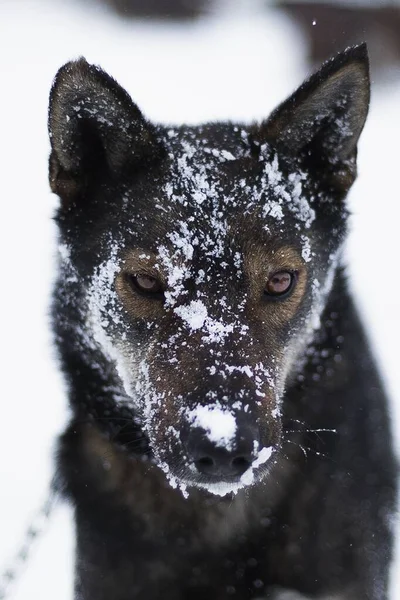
0 486 58 600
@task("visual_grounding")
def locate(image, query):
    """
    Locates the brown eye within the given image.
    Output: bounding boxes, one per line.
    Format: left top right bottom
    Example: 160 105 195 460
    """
265 271 296 298
129 274 163 296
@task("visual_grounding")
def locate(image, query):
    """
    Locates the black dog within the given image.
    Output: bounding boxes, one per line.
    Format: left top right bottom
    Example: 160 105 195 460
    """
48 43 397 599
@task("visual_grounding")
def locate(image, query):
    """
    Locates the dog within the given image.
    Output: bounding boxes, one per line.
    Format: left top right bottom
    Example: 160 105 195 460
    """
48 43 397 599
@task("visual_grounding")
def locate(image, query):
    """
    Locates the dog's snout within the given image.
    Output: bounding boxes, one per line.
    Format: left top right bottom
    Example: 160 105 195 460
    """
184 419 259 480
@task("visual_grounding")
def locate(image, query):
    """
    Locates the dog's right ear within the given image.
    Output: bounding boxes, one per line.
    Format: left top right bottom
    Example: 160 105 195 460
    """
48 59 162 204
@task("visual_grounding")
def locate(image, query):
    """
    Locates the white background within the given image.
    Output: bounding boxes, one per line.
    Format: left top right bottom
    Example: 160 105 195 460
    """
0 0 399 598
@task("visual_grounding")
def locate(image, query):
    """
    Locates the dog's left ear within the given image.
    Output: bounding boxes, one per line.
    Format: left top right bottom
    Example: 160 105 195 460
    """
258 44 370 191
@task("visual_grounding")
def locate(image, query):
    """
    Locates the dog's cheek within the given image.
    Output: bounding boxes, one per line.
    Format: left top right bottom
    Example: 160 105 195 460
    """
151 407 184 464
255 399 282 450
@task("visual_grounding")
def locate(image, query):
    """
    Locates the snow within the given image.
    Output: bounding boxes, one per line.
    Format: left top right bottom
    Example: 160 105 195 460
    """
240 446 274 486
0 0 399 598
187 404 237 450
174 299 208 330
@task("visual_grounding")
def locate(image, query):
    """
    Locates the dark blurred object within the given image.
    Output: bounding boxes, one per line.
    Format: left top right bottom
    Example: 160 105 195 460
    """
280 2 400 71
102 0 210 19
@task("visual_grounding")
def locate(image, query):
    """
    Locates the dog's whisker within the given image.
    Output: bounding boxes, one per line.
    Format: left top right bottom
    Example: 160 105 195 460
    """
284 439 309 461
123 439 152 452
285 418 306 427
284 427 337 434
75 416 137 425
283 438 333 463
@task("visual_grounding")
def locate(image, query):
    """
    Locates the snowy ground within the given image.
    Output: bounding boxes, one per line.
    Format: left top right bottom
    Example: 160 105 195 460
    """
0 0 399 598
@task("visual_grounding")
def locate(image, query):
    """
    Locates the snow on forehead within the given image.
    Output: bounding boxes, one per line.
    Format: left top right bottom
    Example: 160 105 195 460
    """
163 130 315 227
162 131 315 268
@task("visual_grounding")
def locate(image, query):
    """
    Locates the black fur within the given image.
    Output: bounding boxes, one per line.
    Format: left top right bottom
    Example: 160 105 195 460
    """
49 44 397 600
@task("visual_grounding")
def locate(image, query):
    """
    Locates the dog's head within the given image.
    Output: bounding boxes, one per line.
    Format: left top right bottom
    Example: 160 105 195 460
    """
49 45 369 496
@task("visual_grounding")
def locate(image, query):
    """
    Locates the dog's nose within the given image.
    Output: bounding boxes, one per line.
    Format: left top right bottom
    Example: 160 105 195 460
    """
185 419 259 479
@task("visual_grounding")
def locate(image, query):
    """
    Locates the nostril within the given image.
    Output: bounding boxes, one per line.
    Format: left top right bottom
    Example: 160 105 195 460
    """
195 456 215 474
197 456 214 468
231 455 252 476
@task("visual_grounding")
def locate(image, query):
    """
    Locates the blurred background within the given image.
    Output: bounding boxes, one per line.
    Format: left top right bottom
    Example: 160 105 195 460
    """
0 0 399 598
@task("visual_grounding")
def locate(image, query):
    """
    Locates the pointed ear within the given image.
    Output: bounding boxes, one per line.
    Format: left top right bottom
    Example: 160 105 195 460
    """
48 58 163 202
257 44 370 191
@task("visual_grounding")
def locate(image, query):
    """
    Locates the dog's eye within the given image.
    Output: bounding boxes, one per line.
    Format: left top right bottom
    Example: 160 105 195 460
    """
129 274 164 296
264 271 296 298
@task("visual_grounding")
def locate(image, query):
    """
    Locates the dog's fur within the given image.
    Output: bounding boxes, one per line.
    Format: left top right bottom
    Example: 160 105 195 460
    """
48 44 397 600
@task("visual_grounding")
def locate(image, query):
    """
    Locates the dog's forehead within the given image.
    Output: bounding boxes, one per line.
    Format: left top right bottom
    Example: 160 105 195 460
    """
123 126 316 261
